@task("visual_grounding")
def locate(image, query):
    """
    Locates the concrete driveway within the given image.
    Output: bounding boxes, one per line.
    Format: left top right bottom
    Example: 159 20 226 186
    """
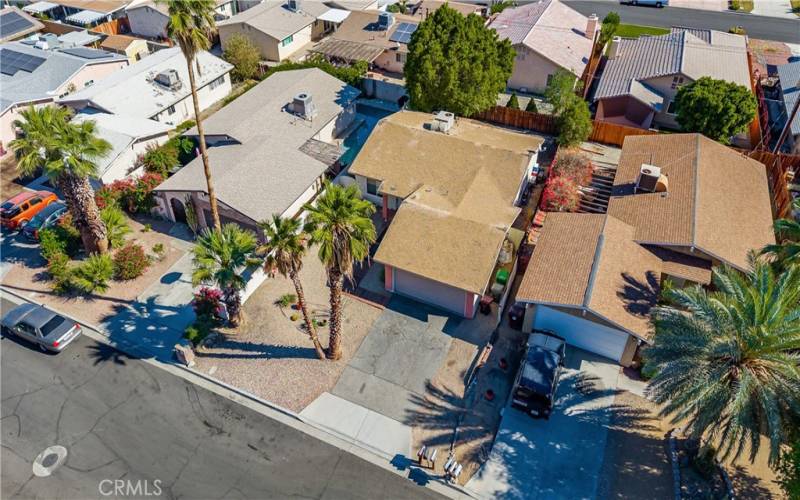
466 348 622 500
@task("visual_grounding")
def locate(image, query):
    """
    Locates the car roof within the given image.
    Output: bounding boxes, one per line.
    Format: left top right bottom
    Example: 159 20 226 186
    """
21 305 60 328
4 191 35 205
2 302 38 325
520 346 560 395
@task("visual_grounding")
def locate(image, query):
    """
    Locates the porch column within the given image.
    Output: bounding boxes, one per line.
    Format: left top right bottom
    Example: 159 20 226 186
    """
384 264 394 292
464 292 478 319
382 194 389 221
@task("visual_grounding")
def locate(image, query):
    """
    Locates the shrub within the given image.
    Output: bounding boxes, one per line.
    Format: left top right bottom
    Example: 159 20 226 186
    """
192 287 224 321
141 142 178 178
506 92 520 110
142 223 152 233
692 445 718 480
490 0 513 14
72 254 114 294
777 437 800 499
151 243 166 261
525 98 538 113
551 149 592 186
47 252 74 294
263 55 368 88
105 173 164 214
640 362 658 381
175 119 196 133
557 95 593 146
541 175 580 212
730 0 740 9
39 219 81 261
223 34 261 81
278 293 297 308
100 206 131 248
113 242 150 280
729 25 746 34
95 186 119 209
290 313 299 321
183 317 214 346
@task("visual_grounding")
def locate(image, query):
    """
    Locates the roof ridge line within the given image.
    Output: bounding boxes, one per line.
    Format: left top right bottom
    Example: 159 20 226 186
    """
690 134 701 249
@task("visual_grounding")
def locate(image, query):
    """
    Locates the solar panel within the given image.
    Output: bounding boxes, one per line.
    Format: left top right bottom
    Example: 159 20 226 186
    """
0 11 35 39
60 47 112 59
0 49 45 76
389 22 418 44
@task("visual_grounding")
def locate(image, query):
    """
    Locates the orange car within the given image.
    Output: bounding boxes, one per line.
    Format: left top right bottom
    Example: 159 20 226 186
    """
1 191 58 231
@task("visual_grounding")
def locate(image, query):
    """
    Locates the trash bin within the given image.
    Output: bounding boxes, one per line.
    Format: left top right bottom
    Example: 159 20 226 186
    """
496 269 510 285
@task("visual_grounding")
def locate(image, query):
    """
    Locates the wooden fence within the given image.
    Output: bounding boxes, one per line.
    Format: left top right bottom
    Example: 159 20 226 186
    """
91 17 130 36
744 150 799 219
746 49 763 149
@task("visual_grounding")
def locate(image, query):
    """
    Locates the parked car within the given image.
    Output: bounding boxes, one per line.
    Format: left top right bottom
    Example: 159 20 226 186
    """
1 303 82 353
511 330 566 419
620 0 668 6
0 191 58 231
22 202 68 240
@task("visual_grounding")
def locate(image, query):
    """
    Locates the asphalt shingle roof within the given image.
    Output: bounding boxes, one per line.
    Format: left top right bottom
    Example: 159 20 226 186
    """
777 61 800 136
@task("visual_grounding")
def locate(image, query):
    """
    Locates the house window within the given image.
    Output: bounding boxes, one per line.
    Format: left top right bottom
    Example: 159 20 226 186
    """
281 35 293 47
209 76 225 90
166 105 176 115
670 75 685 90
366 178 380 196
84 80 94 87
396 52 406 64
546 74 554 86
666 100 677 114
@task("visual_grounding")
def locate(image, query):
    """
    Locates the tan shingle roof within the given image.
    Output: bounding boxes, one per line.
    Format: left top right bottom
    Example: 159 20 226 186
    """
99 34 140 51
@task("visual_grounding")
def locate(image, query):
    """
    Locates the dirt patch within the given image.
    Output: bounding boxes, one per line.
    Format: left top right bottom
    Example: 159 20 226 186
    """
2 216 187 326
193 251 381 413
1 156 28 199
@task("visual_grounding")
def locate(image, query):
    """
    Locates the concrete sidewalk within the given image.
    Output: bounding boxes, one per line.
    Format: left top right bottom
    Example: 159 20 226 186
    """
752 0 797 19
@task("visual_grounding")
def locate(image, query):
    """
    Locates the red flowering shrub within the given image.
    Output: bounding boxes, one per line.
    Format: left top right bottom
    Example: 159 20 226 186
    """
192 287 224 322
551 149 593 186
113 242 150 280
97 173 164 213
541 175 580 212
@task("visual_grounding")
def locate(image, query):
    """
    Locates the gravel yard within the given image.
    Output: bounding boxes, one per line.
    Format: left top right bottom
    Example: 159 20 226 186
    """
193 251 382 412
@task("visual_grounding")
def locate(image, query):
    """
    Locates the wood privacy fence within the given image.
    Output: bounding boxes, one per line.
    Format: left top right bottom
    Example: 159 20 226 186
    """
744 150 799 219
40 18 129 37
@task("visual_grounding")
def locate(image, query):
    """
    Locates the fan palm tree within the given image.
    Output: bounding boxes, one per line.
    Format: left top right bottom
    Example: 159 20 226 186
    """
304 182 376 360
10 106 111 254
258 215 326 360
161 0 221 232
762 198 800 270
646 257 800 465
192 224 260 326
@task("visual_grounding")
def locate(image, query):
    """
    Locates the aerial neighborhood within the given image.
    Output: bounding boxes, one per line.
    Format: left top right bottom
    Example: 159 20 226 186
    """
1 0 799 499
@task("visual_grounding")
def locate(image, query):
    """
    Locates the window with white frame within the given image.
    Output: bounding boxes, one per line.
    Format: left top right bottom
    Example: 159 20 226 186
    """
396 52 407 63
166 105 176 115
281 35 293 47
209 76 225 90
366 178 380 196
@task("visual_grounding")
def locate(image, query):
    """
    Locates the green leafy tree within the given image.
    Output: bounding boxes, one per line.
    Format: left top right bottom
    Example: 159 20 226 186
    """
141 141 178 177
258 215 326 360
525 98 538 113
557 95 592 146
191 224 260 326
598 11 620 47
506 92 520 110
223 34 260 81
762 198 800 270
777 436 800 499
161 0 222 231
674 77 757 144
544 68 580 116
490 0 513 14
304 182 376 360
404 6 514 116
100 206 131 248
72 254 114 294
387 0 407 14
646 259 800 465
11 107 111 254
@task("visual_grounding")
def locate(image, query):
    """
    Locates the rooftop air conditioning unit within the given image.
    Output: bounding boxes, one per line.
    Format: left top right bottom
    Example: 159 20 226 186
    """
378 12 394 30
636 163 667 193
432 111 454 133
288 0 301 12
154 69 182 90
293 92 317 120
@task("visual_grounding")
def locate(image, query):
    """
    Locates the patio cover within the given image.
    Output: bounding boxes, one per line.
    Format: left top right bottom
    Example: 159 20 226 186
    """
318 8 350 23
65 9 105 26
311 38 384 63
22 1 58 14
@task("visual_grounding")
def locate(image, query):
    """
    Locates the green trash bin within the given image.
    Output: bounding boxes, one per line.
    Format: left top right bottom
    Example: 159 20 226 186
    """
496 269 510 285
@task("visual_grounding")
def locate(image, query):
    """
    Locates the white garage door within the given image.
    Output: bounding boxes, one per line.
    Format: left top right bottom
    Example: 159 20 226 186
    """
394 269 465 316
533 306 629 362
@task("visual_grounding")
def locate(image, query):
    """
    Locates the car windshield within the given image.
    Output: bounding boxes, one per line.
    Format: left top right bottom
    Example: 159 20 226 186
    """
40 316 66 336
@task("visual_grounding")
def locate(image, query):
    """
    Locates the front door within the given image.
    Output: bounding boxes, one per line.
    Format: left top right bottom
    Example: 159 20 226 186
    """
170 197 187 223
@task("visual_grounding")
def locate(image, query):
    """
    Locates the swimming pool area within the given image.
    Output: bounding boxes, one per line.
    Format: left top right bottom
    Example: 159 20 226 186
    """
339 101 397 166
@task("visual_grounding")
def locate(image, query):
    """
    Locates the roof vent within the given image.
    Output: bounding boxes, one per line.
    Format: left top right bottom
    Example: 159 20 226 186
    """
154 69 182 90
608 36 621 60
378 12 394 30
636 164 668 193
287 0 302 12
430 111 454 133
293 92 317 120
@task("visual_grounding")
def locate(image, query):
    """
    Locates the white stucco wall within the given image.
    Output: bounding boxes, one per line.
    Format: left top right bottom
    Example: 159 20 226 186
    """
508 45 568 94
276 24 312 61
150 72 232 126
126 6 169 39
100 133 170 184
373 49 405 74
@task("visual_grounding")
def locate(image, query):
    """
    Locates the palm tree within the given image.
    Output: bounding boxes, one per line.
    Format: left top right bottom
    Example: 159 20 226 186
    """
161 0 221 232
10 106 111 254
762 198 800 269
192 224 259 326
258 215 326 360
304 182 376 360
646 258 800 465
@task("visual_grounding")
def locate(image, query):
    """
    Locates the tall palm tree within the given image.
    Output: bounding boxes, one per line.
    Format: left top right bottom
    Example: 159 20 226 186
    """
646 257 800 465
304 182 376 360
192 224 260 326
10 106 111 254
161 0 221 232
258 215 326 360
762 198 800 270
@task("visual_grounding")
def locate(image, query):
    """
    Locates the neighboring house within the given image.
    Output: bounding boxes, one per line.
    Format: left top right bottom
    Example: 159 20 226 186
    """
154 68 361 233
488 0 597 94
217 0 336 62
348 111 543 318
72 112 171 184
100 34 149 63
0 6 44 43
15 30 100 50
776 61 800 155
516 134 775 366
326 0 379 10
58 47 233 126
407 0 482 18
593 27 750 131
0 42 127 155
125 0 244 39
22 0 128 28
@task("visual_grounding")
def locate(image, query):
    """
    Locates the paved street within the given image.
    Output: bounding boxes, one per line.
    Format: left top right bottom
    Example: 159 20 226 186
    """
564 1 800 43
0 297 446 500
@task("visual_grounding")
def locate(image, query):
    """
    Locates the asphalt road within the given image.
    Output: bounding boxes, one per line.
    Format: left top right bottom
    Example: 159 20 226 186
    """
563 1 800 43
0 297 445 500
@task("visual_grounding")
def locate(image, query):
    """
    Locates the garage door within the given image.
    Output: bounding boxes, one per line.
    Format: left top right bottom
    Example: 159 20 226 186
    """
394 269 465 316
533 306 628 362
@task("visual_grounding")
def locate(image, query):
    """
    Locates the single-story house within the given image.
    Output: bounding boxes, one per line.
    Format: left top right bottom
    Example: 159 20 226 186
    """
593 27 751 132
348 111 543 318
326 0 379 10
125 0 245 40
58 47 233 127
153 68 361 232
72 112 171 185
776 61 800 155
23 0 128 28
217 0 339 62
0 6 44 43
488 0 597 94
99 34 149 63
516 133 775 366
0 42 127 155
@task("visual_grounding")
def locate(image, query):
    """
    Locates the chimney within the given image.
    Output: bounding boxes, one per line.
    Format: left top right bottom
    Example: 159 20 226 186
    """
607 36 621 60
585 14 598 40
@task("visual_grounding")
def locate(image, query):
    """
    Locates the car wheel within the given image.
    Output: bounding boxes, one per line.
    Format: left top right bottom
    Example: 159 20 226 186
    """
18 219 28 229
656 1 663 6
